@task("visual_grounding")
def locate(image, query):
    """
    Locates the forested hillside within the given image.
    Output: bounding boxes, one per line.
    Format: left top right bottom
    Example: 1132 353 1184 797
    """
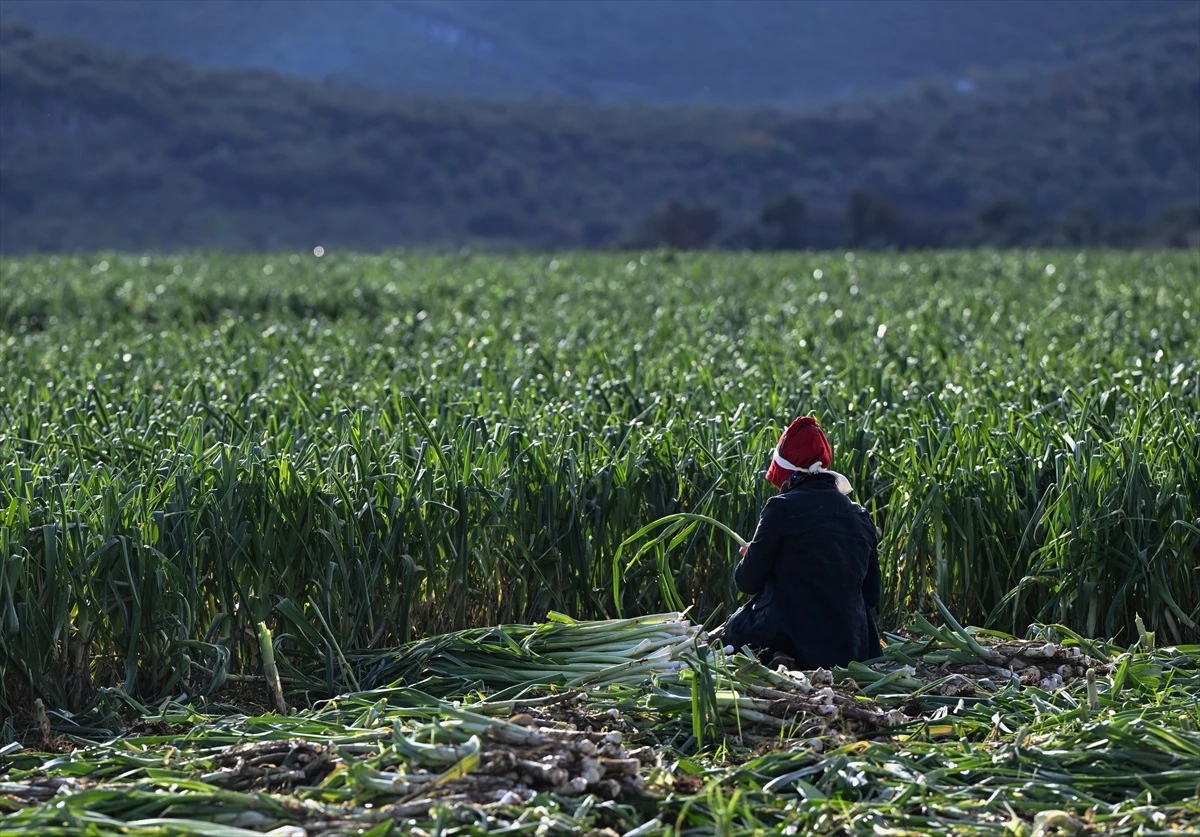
1 0 1187 107
1 4 1197 253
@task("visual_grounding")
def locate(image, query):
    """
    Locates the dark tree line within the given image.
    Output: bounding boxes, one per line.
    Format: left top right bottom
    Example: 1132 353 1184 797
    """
634 193 1200 252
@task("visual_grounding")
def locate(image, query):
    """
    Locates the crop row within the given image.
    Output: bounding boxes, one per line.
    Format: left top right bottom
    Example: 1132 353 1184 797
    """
1 250 1196 715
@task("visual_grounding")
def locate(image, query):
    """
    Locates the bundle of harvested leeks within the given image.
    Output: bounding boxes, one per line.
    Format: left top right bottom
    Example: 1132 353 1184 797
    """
350 612 705 696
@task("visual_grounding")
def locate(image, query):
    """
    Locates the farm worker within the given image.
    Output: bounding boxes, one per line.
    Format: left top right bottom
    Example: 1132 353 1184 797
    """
715 416 882 669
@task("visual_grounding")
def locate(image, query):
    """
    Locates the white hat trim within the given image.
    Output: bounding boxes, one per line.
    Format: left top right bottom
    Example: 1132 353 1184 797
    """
771 450 853 495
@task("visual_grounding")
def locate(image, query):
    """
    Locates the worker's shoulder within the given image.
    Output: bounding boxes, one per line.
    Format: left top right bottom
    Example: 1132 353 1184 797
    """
760 490 809 520
760 491 793 514
829 493 877 530
848 498 871 515
847 499 881 539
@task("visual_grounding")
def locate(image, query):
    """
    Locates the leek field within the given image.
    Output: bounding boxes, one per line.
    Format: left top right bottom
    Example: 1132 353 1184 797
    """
2 250 1198 835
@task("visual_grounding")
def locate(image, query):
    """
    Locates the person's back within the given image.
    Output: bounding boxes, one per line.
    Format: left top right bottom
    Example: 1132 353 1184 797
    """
718 414 882 668
732 473 880 668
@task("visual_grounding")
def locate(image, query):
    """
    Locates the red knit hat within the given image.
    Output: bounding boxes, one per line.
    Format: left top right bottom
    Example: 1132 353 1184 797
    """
765 416 833 490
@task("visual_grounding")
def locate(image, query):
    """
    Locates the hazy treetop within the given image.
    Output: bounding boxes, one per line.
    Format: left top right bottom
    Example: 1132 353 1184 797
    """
1 0 1190 107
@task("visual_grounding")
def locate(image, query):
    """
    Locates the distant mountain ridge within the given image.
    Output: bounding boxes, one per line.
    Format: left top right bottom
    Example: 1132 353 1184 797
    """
1 3 1197 254
0 0 1193 107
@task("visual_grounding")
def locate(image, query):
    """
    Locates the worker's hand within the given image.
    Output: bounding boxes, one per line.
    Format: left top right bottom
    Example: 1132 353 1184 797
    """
739 543 749 556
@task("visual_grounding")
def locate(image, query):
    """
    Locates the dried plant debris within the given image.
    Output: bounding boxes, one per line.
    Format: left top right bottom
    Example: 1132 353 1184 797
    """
3 613 1198 835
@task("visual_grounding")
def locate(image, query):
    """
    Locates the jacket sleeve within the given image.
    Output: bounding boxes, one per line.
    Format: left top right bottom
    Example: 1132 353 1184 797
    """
861 511 882 609
734 498 787 595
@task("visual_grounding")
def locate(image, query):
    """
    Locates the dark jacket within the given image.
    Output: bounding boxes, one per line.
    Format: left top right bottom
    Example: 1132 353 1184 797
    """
723 474 881 668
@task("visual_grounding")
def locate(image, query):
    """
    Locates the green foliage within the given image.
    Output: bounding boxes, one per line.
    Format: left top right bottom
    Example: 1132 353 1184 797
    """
0 251 1197 717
